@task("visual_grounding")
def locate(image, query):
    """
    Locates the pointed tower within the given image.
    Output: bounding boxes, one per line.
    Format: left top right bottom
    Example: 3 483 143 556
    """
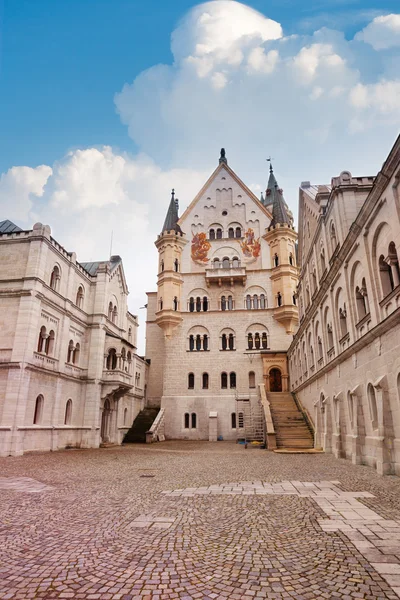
263 163 299 334
155 190 188 338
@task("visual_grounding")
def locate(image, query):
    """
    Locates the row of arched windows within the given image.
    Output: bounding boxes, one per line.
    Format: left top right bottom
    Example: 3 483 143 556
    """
105 347 132 372
212 257 241 269
186 293 271 311
108 302 118 324
209 227 242 240
188 372 237 389
160 258 180 272
245 294 267 310
247 332 268 350
33 395 72 425
189 296 209 312
37 326 55 355
67 340 80 365
188 332 268 351
50 266 86 310
189 334 209 351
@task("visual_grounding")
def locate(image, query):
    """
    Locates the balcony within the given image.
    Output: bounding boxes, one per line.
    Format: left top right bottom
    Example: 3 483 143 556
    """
102 368 133 399
205 263 246 287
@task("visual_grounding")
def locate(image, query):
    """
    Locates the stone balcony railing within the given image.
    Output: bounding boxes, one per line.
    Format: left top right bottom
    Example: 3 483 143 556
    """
33 352 59 371
102 369 132 386
205 266 246 287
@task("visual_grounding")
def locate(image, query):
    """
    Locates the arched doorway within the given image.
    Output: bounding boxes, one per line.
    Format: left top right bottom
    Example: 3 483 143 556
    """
101 398 111 443
269 368 282 392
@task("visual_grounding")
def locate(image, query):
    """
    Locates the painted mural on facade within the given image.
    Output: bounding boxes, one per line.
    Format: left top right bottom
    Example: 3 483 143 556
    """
191 232 211 264
240 228 261 261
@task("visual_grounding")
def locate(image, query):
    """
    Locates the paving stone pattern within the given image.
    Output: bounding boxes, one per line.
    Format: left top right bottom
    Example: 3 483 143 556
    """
0 442 400 599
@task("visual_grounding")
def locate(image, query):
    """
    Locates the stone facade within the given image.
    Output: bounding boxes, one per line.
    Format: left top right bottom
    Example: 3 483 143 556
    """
146 153 299 440
0 221 146 456
288 134 400 475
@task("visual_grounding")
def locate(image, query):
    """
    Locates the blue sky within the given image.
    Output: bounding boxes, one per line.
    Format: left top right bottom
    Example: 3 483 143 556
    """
1 0 400 350
1 0 398 174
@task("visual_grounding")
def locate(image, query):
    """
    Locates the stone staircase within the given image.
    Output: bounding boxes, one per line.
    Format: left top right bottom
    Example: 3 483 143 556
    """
267 392 314 450
123 408 160 444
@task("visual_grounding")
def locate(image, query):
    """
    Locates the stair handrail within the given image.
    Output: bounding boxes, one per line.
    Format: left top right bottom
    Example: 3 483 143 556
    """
146 408 165 443
291 392 315 441
258 383 277 450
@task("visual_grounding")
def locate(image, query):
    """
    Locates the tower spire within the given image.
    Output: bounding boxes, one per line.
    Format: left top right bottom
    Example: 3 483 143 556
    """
161 189 183 234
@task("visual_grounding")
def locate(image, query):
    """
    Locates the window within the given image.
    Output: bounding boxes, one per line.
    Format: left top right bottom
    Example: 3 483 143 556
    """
231 413 237 428
293 294 296 306
106 348 117 370
235 227 241 238
355 283 368 320
221 295 227 311
213 258 220 269
196 296 201 312
123 407 128 426
310 346 315 367
228 227 235 238
189 335 194 351
76 286 84 308
289 253 294 266
50 265 60 291
227 295 233 310
222 333 227 350
277 292 282 307
128 327 132 342
191 413 197 428
222 257 230 269
209 229 215 240
189 297 195 312
320 249 326 273
159 298 163 310
202 372 209 389
37 326 46 353
228 333 234 350
174 258 179 272
274 254 279 267
173 297 178 311
367 383 378 430
339 306 348 338
246 295 252 310
188 373 195 389
232 257 239 268
318 336 323 360
108 302 113 320
260 294 266 309
72 342 80 365
203 334 208 351
160 259 164 272
262 332 268 349
67 339 74 363
221 372 228 389
216 228 223 239
112 305 118 324
196 334 201 351
330 222 338 251
184 413 190 428
203 296 208 311
127 351 132 373
247 333 253 349
253 295 259 310
33 395 44 425
249 371 255 388
327 324 333 349
230 372 236 388
64 399 72 425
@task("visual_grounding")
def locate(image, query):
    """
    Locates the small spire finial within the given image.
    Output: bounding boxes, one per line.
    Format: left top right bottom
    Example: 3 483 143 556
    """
267 157 274 173
171 188 175 199
219 148 227 165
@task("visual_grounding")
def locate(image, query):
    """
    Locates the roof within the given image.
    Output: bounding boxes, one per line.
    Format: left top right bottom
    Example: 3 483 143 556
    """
300 183 332 201
265 164 292 227
0 220 23 234
80 255 121 276
161 190 183 234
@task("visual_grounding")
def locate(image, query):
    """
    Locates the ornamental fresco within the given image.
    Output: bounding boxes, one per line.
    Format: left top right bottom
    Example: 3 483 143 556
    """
191 232 211 264
240 228 261 260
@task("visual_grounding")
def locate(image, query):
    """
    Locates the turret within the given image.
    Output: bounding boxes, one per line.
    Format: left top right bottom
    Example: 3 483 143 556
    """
263 163 299 334
155 190 188 338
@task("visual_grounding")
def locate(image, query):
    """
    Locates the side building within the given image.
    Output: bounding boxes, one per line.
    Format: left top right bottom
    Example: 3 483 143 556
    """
145 151 299 441
0 220 146 456
288 134 400 475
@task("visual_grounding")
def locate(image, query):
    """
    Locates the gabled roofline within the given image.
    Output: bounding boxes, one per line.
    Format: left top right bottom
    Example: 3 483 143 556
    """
178 162 273 225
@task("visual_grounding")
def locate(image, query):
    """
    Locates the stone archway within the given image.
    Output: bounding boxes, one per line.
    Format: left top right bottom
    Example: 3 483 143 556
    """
101 398 111 443
269 368 282 392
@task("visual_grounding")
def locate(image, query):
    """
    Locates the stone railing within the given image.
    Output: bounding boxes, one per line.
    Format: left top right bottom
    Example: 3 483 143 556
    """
258 383 276 450
146 408 165 443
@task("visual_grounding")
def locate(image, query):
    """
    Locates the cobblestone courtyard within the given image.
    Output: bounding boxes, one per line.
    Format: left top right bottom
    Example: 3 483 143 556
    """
1 443 400 600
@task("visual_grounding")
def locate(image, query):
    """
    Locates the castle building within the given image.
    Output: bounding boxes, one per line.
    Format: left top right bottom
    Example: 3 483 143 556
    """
288 134 400 475
145 151 299 441
0 220 146 456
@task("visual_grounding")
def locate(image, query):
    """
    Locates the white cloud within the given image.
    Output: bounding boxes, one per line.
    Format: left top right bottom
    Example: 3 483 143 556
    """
355 14 400 50
0 165 52 221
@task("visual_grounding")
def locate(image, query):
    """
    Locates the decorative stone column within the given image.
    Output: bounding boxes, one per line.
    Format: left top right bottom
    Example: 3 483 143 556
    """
349 386 362 465
373 377 392 475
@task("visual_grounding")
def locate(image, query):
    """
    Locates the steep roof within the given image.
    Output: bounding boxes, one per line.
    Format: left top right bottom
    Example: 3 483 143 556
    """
265 164 292 226
80 255 121 276
161 189 183 234
0 220 23 233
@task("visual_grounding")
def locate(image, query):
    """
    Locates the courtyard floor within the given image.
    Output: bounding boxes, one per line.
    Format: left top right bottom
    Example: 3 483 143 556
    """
1 443 400 599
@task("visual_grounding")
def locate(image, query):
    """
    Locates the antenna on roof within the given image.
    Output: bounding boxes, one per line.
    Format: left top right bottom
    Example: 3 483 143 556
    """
109 230 113 259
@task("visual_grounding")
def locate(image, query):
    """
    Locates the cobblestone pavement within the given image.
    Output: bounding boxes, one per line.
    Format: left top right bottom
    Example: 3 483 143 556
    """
1 442 400 600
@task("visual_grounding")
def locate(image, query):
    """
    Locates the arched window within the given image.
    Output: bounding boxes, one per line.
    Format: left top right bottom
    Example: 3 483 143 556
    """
293 294 296 305
339 306 348 338
33 395 44 424
160 259 164 272
355 285 367 320
379 255 393 296
159 298 163 310
189 297 195 312
320 249 326 273
121 347 126 371
246 295 252 310
37 326 46 353
222 257 230 269
235 227 241 238
277 292 282 307
123 407 128 426
222 333 227 350
367 383 378 430
249 371 255 388
327 324 334 349
330 222 338 251
128 327 132 342
184 413 190 428
209 229 215 240
202 373 209 389
50 265 60 291
247 333 253 349
232 256 239 268
73 342 80 365
262 332 268 349
231 413 237 428
221 295 227 311
191 413 197 428
108 302 113 320
67 339 74 363
76 286 84 308
221 372 228 389
174 258 179 272
274 254 279 267
196 335 201 351
189 335 194 351
203 334 208 351
228 227 234 238
388 242 400 285
196 297 201 312
310 346 315 367
216 228 222 239
230 372 236 388
254 332 261 350
64 399 72 425
318 336 323 360
106 348 117 370
253 295 259 310
228 333 234 350
127 351 132 373
203 296 208 311
289 253 294 266
260 294 266 309
213 258 220 269
227 295 233 310
173 297 178 311
188 373 195 389
112 305 118 324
